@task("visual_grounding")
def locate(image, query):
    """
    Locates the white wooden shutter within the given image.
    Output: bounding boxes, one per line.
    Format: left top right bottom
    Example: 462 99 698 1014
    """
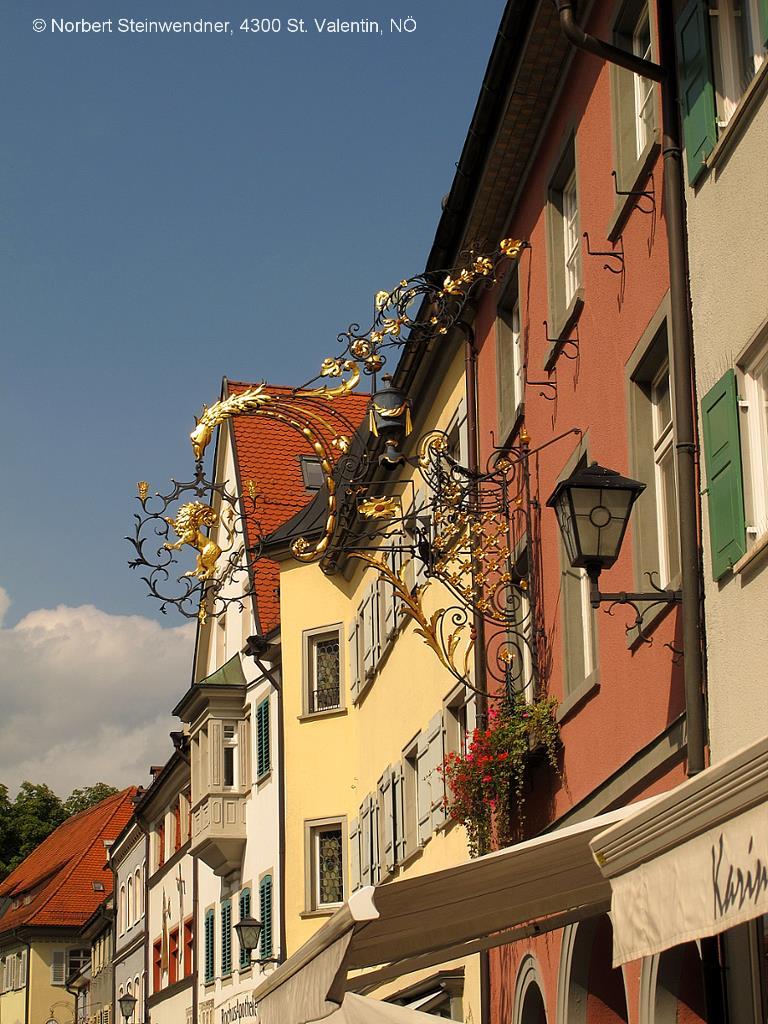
416 732 432 846
370 794 381 884
52 950 66 986
18 950 27 988
362 586 378 680
0 958 5 995
380 565 395 650
371 582 382 668
393 761 407 864
457 396 469 466
238 717 251 787
427 712 448 830
347 619 360 701
379 769 395 875
360 798 372 886
349 816 361 892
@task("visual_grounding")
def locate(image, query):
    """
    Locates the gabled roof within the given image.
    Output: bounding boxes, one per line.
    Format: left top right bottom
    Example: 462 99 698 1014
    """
0 788 136 934
226 380 369 633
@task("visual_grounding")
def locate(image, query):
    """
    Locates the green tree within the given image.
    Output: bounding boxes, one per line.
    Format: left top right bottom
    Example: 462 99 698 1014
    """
63 783 119 817
0 781 119 882
5 782 66 878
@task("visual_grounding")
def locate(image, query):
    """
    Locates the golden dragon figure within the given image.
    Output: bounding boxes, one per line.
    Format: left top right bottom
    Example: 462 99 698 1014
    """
189 360 360 460
165 502 221 580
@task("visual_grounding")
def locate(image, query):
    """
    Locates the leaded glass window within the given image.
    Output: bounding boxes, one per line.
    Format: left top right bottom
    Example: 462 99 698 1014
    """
309 632 341 712
315 826 343 906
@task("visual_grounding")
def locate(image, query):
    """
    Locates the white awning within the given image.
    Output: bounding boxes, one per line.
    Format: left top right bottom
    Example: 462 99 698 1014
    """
254 802 649 1024
591 736 768 966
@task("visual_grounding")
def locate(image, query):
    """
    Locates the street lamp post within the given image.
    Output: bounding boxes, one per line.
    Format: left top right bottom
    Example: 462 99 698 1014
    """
118 993 137 1024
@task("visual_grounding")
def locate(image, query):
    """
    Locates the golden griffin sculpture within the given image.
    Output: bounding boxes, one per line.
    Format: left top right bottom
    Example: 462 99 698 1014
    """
164 502 222 580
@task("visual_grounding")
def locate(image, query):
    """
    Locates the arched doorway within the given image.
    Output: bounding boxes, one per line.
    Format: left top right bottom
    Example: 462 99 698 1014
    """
640 942 708 1023
514 955 548 1024
557 915 629 1024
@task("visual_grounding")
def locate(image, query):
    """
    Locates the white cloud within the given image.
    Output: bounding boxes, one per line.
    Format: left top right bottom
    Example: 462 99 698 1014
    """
0 594 195 797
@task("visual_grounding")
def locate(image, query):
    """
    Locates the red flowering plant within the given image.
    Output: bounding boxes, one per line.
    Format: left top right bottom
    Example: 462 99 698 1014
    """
439 693 559 856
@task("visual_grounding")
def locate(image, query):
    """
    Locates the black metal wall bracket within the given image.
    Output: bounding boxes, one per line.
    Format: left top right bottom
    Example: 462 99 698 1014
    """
543 319 579 360
589 570 681 646
611 170 655 213
583 232 625 274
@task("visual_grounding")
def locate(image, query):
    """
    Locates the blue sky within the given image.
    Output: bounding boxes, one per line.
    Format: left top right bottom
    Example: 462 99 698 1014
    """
1 0 506 627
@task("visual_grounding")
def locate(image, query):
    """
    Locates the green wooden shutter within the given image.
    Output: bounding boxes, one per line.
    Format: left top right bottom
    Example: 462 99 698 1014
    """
701 369 746 579
259 876 273 960
759 0 768 48
238 889 251 969
676 0 717 185
221 900 232 976
204 910 214 982
256 698 270 777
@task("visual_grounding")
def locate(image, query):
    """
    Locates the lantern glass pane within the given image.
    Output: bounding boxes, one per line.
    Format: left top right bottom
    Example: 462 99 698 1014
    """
235 918 262 953
555 492 580 564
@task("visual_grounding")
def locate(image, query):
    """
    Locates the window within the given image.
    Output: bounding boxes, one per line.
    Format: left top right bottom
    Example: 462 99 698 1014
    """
156 819 165 870
221 900 232 977
507 543 534 702
445 688 475 761
496 271 525 443
119 885 126 935
223 722 238 788
651 363 681 586
628 319 682 592
153 939 162 992
256 700 270 778
183 918 193 978
238 889 251 970
126 877 133 929
204 909 215 984
259 876 273 961
562 171 580 308
401 739 419 862
546 137 582 336
305 627 342 714
169 928 179 985
739 339 768 544
556 448 599 702
676 0 767 184
299 455 325 491
306 819 345 910
612 2 659 195
134 868 141 920
68 949 90 977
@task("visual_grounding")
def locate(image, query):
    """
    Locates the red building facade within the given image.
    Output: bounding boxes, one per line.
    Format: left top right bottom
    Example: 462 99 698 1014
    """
428 1 709 1019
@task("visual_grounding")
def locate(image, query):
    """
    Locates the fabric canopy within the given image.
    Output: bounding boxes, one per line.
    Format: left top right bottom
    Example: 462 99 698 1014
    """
591 736 768 966
309 993 454 1023
254 802 650 1024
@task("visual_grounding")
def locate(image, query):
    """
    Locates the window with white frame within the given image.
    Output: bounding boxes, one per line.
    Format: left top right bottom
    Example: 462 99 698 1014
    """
496 268 525 443
709 0 767 127
126 877 133 929
633 7 654 154
68 948 90 977
305 627 342 714
651 362 681 587
508 543 534 702
562 170 580 308
739 339 768 542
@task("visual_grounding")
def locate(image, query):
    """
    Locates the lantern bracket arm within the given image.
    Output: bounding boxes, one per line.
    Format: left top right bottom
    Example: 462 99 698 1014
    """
587 569 682 610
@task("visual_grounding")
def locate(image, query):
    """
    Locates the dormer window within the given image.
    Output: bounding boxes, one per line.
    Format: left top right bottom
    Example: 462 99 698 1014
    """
299 456 325 492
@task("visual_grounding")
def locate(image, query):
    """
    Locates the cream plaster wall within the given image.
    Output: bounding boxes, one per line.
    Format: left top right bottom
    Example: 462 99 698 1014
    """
685 75 768 763
29 942 78 1024
279 346 482 1018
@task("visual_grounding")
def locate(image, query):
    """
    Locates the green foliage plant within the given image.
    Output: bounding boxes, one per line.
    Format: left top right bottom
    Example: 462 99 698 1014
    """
439 693 559 857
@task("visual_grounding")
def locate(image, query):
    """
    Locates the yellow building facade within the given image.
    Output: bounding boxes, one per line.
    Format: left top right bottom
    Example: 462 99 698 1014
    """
273 342 482 1018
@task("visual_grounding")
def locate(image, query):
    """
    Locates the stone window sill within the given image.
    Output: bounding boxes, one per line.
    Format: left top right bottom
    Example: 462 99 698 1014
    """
556 673 600 724
300 907 339 920
298 707 347 723
733 529 768 576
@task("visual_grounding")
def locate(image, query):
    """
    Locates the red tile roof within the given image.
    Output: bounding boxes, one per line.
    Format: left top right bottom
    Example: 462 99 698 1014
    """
226 380 369 634
0 788 136 933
